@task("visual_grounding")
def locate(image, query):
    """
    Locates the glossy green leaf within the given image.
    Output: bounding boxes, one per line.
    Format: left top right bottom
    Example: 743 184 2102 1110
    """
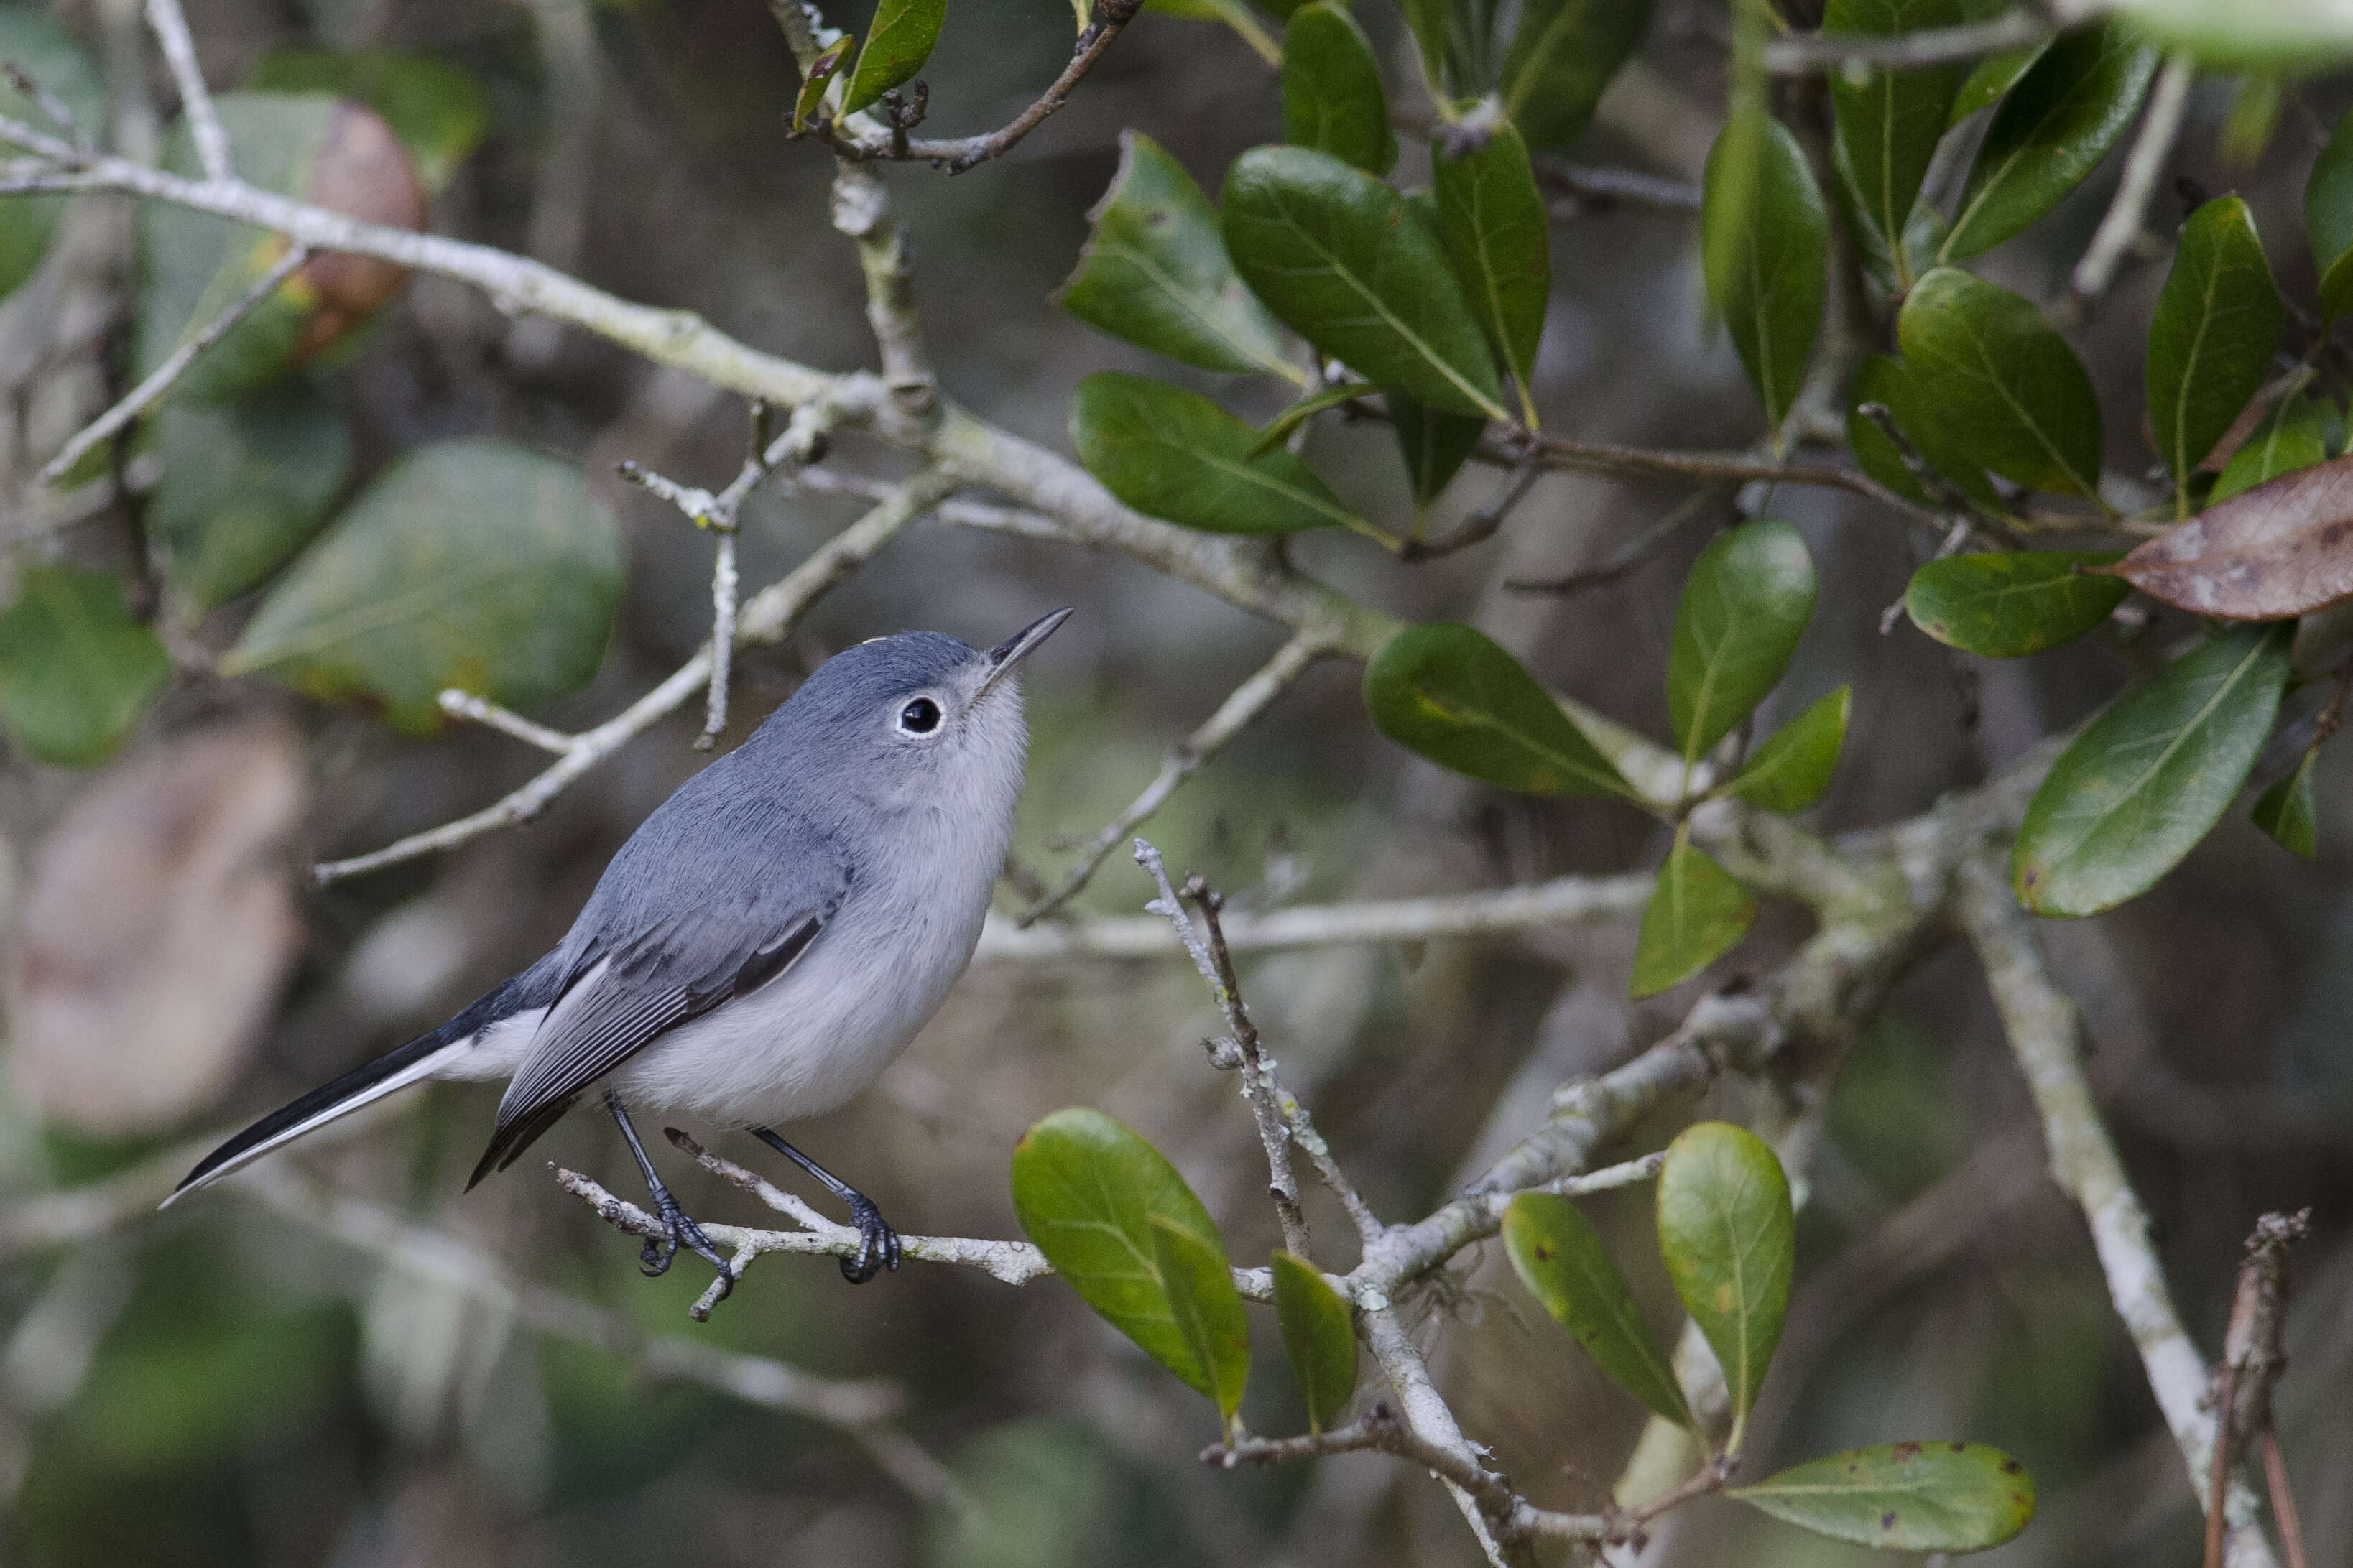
1655 1121 1793 1445
1390 394 1487 509
793 36 853 131
1898 267 2102 498
2213 394 2334 503
1667 519 1817 766
2252 748 2319 859
0 567 170 768
1058 132 1295 380
1948 39 2048 125
1280 2 1395 176
246 47 489 192
1702 117 1826 429
2118 0 2353 72
1150 1217 1250 1425
1010 1108 1237 1401
2308 106 2353 320
1247 379 1372 458
842 0 946 116
1942 23 2158 263
1434 117 1549 393
154 377 353 609
1905 552 2127 657
1729 687 1849 812
1364 622 1633 797
1500 0 1655 154
1630 834 1757 997
2014 623 2293 916
1222 145 1509 420
222 437 621 730
0 6 103 299
1070 373 1362 535
1729 1442 2036 1551
1834 142 1948 296
1270 1253 1356 1435
1823 0 1964 277
2148 198 2285 499
1846 353 2004 514
1503 1192 1693 1426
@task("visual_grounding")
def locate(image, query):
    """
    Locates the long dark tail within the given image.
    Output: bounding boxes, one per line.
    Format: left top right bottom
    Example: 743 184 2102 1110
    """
166 973 541 1205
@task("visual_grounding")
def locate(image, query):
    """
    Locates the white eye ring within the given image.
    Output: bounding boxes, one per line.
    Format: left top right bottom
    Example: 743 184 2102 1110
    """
897 696 943 736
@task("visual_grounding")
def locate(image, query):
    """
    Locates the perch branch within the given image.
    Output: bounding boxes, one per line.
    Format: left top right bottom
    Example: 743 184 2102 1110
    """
1764 10 2054 73
143 0 230 179
2070 51 2196 309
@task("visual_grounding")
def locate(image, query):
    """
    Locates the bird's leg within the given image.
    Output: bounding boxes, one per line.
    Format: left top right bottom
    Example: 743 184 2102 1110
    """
749 1128 902 1284
605 1090 734 1302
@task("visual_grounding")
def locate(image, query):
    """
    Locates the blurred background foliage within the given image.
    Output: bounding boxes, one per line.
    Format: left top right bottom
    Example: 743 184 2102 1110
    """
0 0 2347 1564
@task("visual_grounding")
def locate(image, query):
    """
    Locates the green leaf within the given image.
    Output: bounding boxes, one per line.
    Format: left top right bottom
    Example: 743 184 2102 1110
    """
1150 1217 1250 1426
1897 267 2102 498
1630 834 1757 997
154 376 353 610
1833 142 1948 296
1364 621 1632 797
1058 132 1296 380
1904 552 2128 657
0 6 103 299
2014 623 2293 916
2309 106 2353 320
2148 197 2285 500
2117 0 2353 73
1280 2 1396 176
1502 1192 1693 1426
1702 117 1827 429
1390 394 1487 509
1942 22 2160 263
1729 1442 2036 1551
1500 0 1655 154
2252 748 2319 859
1270 1253 1357 1435
221 437 622 730
1823 0 1964 277
1947 39 2048 125
1433 116 1550 394
2213 394 2334 503
1846 353 2003 514
1222 145 1509 421
1654 1121 1793 1447
1070 372 1364 535
841 0 946 116
246 47 489 193
1009 1107 1238 1401
1248 379 1373 458
793 36 854 131
1667 519 1817 767
1728 687 1849 812
0 567 171 768
1398 0 1489 101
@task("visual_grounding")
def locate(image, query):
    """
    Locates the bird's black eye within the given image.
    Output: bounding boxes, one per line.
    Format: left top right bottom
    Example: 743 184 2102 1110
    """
898 697 942 734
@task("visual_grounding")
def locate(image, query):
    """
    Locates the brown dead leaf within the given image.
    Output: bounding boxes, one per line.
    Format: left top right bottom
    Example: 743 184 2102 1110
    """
295 101 425 360
2104 456 2353 620
6 724 307 1136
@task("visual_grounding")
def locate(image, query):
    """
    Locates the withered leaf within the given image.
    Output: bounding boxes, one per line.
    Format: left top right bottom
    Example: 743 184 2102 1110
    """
2103 455 2353 620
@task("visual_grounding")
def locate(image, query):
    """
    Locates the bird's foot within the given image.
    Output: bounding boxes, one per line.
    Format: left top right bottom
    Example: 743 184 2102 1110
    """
841 1192 901 1285
642 1189 735 1304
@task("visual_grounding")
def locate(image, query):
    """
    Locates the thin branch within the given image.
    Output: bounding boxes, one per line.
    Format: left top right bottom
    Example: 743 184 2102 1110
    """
1506 485 1726 595
1022 631 1326 924
979 870 1657 962
38 243 310 486
438 689 575 754
1204 1403 1535 1522
2260 1428 2310 1568
0 61 91 154
1955 855 2278 1568
143 0 231 180
1763 9 2053 74
1519 430 1926 514
1533 157 1701 213
1402 449 1540 562
2070 52 2196 309
313 473 953 884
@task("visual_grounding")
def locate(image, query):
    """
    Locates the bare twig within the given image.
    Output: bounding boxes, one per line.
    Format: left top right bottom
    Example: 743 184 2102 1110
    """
438 689 575 754
38 243 309 486
1506 486 1726 594
1532 158 1702 213
0 60 91 154
1764 9 2053 74
1204 1403 1535 1521
1403 450 1540 562
2260 1429 2309 1568
1022 631 1326 923
142 0 230 180
2070 52 2196 309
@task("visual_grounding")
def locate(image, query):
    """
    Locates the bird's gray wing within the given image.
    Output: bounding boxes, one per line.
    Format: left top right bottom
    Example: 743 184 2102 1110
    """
467 886 842 1185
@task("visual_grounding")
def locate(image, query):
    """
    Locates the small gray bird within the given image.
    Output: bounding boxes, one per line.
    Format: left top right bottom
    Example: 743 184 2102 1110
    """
170 610 1070 1294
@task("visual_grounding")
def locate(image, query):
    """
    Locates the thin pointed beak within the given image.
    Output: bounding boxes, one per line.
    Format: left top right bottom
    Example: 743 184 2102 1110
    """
972 608 1071 706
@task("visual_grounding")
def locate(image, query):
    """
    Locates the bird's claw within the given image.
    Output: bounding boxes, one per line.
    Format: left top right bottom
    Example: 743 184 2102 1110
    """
642 1191 735 1303
841 1193 901 1284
